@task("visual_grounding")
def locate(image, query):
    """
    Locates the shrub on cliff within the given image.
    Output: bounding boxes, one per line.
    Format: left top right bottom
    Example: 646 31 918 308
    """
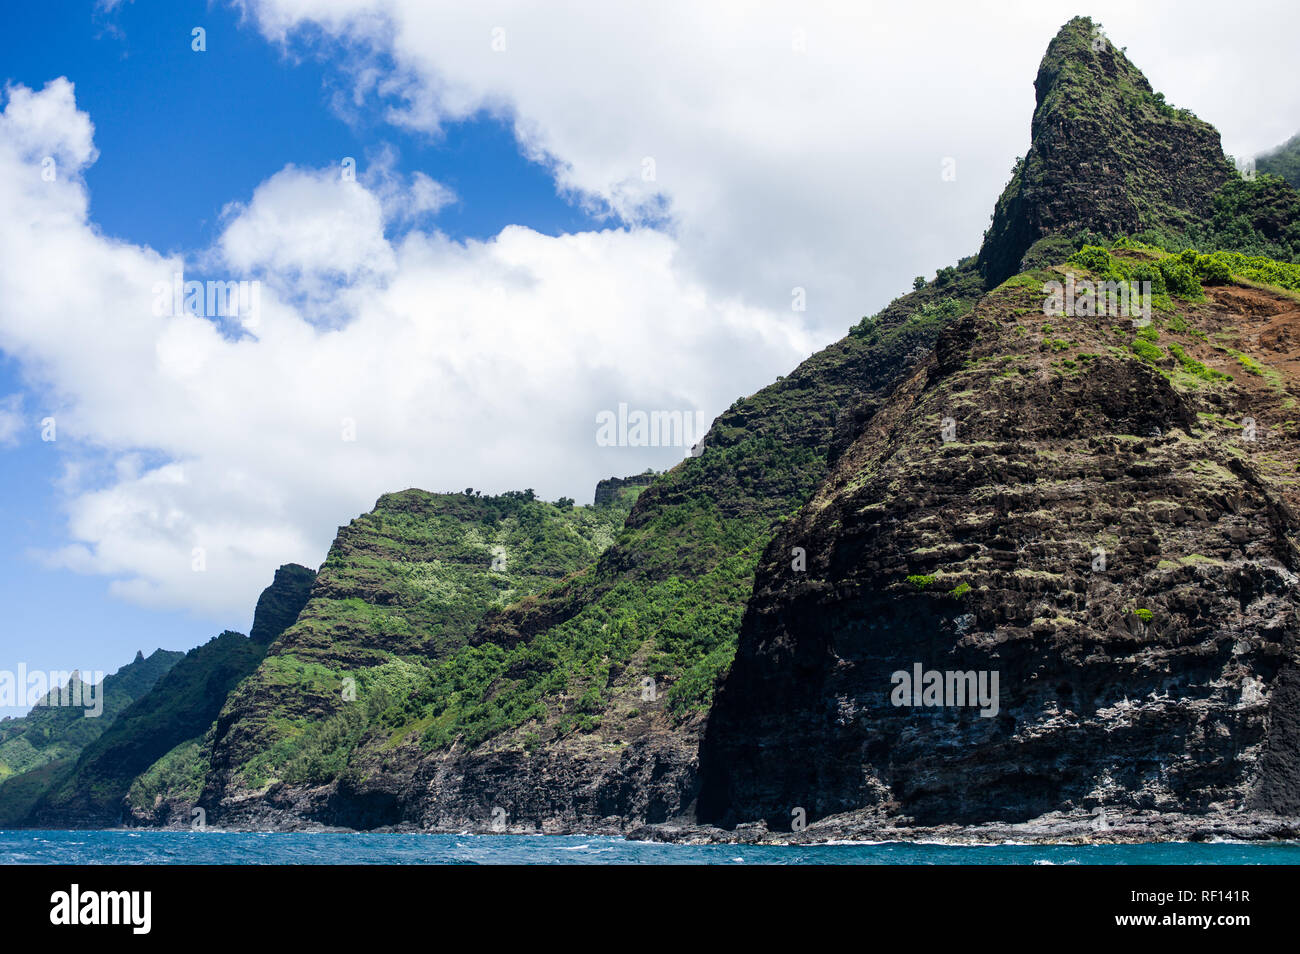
1157 256 1203 298
1193 253 1233 284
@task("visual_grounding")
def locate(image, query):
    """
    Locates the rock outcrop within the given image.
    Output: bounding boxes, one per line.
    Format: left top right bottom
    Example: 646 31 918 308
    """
250 563 317 644
977 17 1235 285
593 473 656 508
698 266 1300 832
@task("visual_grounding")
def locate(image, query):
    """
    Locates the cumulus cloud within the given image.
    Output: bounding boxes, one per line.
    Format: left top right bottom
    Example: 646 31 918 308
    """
5 1 1300 618
237 0 1300 340
0 79 809 616
218 166 395 285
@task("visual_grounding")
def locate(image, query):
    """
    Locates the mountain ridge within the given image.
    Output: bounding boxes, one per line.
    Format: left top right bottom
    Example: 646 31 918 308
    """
4 16 1300 840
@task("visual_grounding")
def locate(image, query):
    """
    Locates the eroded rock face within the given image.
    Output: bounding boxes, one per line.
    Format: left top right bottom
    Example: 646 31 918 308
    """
593 473 656 508
699 275 1300 831
249 564 316 645
977 17 1235 286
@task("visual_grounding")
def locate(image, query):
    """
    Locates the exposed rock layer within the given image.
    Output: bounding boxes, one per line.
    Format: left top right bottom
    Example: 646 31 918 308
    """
977 17 1234 284
698 275 1300 831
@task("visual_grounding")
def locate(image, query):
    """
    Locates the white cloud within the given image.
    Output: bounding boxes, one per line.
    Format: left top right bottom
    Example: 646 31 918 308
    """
0 80 809 616
237 0 1300 339
5 2 1300 618
0 77 97 172
0 394 23 446
218 165 395 284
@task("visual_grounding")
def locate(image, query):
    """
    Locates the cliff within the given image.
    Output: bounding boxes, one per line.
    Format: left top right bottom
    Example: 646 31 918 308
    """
698 250 1300 834
977 17 1235 285
593 472 656 508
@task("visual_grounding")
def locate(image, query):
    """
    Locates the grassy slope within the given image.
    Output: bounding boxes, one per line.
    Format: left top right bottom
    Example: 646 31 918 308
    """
353 265 989 765
0 649 183 825
206 488 646 791
35 632 270 822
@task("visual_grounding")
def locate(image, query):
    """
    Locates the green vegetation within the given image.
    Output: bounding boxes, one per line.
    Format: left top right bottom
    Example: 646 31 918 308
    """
1256 133 1300 189
37 631 270 821
1190 176 1300 263
1157 254 1203 299
215 488 644 787
1130 337 1164 364
126 740 206 811
1194 249 1300 292
1168 343 1230 383
1227 349 1265 377
0 759 75 828
1068 242 1300 301
0 649 182 823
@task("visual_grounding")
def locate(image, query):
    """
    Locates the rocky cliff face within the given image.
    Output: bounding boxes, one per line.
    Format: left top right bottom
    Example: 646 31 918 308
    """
977 17 1235 285
698 262 1300 832
593 473 657 508
197 488 646 825
250 563 317 644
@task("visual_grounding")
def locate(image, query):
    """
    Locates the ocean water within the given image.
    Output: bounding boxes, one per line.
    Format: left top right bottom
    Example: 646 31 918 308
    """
3 830 1299 864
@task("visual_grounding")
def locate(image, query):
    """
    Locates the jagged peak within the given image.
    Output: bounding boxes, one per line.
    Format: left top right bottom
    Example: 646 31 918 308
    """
976 17 1235 286
248 563 316 645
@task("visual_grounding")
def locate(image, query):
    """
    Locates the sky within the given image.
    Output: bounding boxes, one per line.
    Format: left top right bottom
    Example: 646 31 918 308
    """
0 0 1297 714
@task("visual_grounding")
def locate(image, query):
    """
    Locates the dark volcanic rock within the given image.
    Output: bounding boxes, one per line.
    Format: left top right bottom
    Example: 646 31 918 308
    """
249 563 317 644
698 277 1300 832
977 17 1235 286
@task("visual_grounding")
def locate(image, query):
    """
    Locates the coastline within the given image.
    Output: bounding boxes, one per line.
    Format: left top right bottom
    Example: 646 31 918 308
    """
627 810 1300 846
11 808 1299 847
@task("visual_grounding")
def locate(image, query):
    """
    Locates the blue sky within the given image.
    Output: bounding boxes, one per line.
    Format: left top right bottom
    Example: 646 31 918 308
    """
2 2 600 252
0 0 606 710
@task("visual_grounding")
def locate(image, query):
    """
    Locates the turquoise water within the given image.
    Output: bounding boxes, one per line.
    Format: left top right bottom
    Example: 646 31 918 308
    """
3 830 1299 864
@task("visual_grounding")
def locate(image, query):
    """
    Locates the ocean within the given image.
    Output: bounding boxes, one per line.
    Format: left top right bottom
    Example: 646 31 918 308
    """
3 830 1299 864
